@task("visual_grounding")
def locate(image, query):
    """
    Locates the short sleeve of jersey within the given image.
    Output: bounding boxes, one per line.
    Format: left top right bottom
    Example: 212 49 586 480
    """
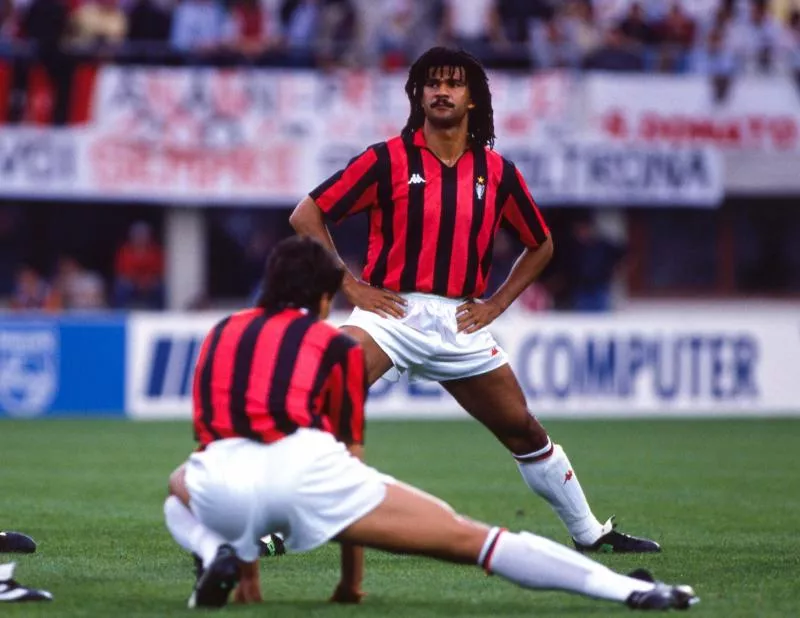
323 337 367 445
500 161 550 248
309 146 381 224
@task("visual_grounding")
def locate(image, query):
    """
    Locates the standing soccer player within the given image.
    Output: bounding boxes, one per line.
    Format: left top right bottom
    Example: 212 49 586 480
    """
290 47 660 561
163 237 697 611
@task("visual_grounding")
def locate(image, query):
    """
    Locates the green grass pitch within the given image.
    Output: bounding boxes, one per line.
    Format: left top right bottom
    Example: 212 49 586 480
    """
1 418 799 617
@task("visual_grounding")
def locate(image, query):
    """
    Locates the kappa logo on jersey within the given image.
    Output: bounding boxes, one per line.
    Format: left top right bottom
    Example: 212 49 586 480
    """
145 336 203 398
408 173 426 185
0 327 59 417
475 176 486 200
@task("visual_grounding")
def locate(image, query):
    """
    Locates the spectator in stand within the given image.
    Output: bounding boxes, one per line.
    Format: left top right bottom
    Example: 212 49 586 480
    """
169 0 231 55
692 8 738 99
529 11 579 68
13 0 72 125
228 0 280 57
737 0 789 73
279 0 322 65
113 221 165 309
0 0 18 44
439 0 506 63
10 265 58 311
497 0 554 46
0 206 23 297
69 0 127 50
789 9 800 87
564 0 602 61
618 1 658 45
655 1 696 72
375 0 416 69
563 216 626 312
51 255 106 310
127 0 172 48
617 1 658 69
583 25 645 71
314 0 356 66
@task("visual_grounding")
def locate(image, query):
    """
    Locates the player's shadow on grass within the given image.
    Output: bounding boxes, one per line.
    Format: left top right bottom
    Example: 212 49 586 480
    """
259 596 612 615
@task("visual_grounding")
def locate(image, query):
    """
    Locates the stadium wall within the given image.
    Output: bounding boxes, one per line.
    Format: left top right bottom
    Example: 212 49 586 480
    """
1 310 797 419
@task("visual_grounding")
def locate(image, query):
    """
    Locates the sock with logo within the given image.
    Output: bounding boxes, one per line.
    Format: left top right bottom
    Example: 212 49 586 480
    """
479 528 653 602
514 442 605 545
164 496 226 567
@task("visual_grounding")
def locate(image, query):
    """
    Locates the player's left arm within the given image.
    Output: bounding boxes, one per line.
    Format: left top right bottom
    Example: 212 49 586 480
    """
456 164 553 334
326 342 369 603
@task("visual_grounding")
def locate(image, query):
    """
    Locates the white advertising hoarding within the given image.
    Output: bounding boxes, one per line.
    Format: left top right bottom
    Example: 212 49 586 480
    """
127 309 800 420
586 74 800 153
0 68 727 206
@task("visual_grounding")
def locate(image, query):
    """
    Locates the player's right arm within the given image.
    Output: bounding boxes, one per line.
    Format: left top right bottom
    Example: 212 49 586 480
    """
322 338 369 603
289 147 406 318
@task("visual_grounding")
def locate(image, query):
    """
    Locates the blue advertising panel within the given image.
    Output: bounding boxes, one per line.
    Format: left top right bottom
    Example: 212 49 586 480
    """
0 315 126 418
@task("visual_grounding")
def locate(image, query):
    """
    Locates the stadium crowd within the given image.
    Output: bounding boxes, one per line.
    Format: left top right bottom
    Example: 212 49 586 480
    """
0 0 797 73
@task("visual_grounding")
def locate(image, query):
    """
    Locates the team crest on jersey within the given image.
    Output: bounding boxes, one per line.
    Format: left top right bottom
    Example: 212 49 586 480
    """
475 176 486 200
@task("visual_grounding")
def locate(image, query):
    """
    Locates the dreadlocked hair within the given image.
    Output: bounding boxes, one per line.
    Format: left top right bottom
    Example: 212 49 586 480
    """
401 46 495 149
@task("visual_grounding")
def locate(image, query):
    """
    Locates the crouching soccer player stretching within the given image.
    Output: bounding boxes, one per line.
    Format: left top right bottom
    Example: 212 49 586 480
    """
163 236 698 611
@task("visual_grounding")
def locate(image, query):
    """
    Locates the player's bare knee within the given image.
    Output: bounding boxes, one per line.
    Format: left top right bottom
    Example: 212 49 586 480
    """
167 463 190 504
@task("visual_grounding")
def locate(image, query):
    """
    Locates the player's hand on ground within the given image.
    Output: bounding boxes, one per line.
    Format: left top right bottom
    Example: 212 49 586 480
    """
330 583 366 604
456 298 503 333
344 279 406 319
233 582 262 604
234 561 263 604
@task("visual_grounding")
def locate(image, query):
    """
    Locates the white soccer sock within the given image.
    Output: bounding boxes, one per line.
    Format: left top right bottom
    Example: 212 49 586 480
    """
515 443 605 544
163 496 225 567
479 528 653 603
0 562 14 582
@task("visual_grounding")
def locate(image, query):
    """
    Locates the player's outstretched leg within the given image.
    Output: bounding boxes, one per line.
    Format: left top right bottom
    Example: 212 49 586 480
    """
0 531 36 554
336 481 697 610
0 563 52 603
442 365 660 553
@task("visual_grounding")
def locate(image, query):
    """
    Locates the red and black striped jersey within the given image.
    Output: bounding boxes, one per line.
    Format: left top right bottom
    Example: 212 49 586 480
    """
310 129 550 299
192 308 366 448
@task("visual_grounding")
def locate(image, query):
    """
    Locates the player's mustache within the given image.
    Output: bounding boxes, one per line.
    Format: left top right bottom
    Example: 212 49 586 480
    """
431 99 455 108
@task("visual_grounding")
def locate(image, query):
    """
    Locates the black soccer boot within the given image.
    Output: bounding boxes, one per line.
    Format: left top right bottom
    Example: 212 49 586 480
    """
626 582 698 610
573 517 661 554
188 544 240 609
0 531 36 554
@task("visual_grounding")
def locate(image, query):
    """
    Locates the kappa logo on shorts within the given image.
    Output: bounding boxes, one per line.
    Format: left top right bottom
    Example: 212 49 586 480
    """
408 173 426 185
490 346 499 357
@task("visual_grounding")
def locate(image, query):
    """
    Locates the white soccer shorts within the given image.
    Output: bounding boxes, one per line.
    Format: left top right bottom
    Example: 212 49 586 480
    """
343 292 509 382
185 430 390 561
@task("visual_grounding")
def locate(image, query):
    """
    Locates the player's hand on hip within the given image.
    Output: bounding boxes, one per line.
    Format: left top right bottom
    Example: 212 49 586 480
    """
344 280 406 319
456 298 502 333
